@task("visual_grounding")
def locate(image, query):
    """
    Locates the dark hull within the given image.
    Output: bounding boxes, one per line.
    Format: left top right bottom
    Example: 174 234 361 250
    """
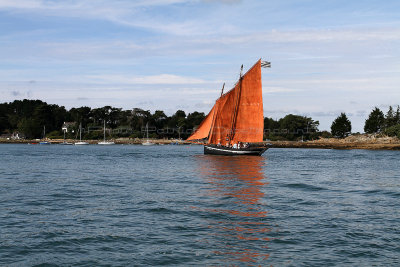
204 145 268 156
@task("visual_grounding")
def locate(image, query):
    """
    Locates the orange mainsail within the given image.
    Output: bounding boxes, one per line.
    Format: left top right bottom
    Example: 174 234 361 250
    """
187 59 264 144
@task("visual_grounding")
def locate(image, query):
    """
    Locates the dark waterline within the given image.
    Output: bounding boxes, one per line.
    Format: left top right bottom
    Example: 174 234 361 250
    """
0 144 399 266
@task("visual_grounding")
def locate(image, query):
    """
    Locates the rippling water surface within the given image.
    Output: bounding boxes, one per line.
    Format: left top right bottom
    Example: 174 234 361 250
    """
1 144 400 266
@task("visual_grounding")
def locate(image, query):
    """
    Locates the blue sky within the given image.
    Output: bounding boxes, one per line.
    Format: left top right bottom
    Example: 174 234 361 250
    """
0 0 399 131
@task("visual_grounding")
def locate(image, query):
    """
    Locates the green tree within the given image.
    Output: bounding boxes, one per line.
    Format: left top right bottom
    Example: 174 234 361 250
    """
152 110 167 125
17 118 40 139
186 111 205 128
69 106 91 127
331 113 351 138
0 103 11 133
384 124 400 138
364 107 385 133
385 106 397 128
118 110 132 127
168 110 186 138
396 106 400 125
130 108 151 136
278 114 319 140
264 117 280 131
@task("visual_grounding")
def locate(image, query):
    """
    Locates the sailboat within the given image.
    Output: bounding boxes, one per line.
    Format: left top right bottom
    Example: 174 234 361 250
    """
142 122 155 146
74 123 89 145
60 126 73 145
98 120 115 145
186 59 270 156
39 125 50 145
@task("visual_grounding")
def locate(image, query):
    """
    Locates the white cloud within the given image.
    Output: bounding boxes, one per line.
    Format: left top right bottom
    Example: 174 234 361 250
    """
0 0 190 10
263 87 300 94
208 27 400 46
0 0 200 35
0 0 42 9
85 74 209 85
202 0 241 4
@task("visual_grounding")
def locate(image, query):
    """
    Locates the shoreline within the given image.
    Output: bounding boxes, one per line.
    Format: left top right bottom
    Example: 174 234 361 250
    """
0 138 185 145
268 135 400 150
267 141 400 150
2 136 400 150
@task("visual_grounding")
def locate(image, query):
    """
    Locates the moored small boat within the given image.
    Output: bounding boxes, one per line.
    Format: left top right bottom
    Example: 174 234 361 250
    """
60 142 73 145
75 123 89 145
74 141 89 145
142 141 154 146
39 141 50 145
98 120 115 145
98 141 115 145
141 123 155 146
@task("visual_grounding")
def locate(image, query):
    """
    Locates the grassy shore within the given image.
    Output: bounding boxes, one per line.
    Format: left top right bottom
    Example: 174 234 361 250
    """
2 135 400 150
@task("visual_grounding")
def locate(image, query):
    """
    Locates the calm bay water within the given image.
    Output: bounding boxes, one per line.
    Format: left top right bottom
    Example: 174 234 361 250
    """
1 144 400 266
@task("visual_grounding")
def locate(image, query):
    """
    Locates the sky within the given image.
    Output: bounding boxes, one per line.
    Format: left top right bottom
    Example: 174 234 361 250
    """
0 0 399 132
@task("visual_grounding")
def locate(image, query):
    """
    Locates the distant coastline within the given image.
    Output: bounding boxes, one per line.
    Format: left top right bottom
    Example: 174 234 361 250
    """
268 140 400 150
0 138 184 145
267 134 400 150
2 135 400 150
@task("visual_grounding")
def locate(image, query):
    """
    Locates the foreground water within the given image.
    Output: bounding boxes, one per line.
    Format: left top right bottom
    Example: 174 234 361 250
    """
0 144 399 266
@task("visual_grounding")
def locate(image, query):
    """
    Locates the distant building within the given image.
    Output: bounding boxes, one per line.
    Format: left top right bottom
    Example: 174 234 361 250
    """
14 132 25 139
62 122 75 133
0 132 26 140
0 133 12 139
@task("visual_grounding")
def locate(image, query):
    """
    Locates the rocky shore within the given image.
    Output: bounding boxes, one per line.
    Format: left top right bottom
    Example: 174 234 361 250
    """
268 135 400 150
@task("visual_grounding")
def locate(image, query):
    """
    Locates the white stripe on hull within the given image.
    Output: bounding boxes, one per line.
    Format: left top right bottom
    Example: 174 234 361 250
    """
205 146 258 154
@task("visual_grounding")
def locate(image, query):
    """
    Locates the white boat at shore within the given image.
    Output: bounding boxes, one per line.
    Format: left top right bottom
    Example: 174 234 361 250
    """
98 120 115 145
142 123 155 146
61 126 73 145
98 141 115 145
74 141 89 145
142 141 154 146
60 142 73 145
40 126 50 144
75 123 89 145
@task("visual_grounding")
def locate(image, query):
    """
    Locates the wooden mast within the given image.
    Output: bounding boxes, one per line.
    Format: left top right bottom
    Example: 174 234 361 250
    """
227 65 243 143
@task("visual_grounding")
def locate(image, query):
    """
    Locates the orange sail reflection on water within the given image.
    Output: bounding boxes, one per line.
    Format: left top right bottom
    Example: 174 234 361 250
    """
194 155 272 264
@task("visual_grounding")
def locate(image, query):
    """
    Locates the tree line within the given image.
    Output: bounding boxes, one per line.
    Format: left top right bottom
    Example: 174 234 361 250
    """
364 106 400 137
1 99 400 140
0 99 205 140
328 105 400 139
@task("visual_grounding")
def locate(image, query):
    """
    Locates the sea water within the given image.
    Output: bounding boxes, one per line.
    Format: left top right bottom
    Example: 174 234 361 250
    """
0 144 399 266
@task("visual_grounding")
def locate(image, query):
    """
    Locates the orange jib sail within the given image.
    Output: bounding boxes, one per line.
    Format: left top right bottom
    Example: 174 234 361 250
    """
186 105 216 141
187 59 264 144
